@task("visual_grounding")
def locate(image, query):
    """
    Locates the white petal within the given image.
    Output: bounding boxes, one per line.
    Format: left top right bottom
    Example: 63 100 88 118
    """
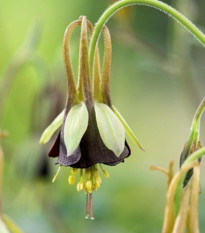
64 102 88 156
95 103 125 156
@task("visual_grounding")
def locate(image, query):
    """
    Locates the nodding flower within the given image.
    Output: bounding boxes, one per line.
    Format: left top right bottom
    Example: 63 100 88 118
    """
40 16 144 219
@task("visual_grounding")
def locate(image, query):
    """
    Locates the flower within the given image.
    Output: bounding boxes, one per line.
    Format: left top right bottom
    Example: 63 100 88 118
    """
40 16 143 219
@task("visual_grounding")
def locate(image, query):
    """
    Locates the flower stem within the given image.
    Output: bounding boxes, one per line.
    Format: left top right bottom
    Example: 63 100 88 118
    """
190 97 205 132
183 147 205 166
89 0 205 70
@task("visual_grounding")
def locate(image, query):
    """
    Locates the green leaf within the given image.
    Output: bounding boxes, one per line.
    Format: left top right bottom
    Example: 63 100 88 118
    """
112 106 144 151
94 103 125 156
39 110 64 144
64 102 88 156
2 215 24 233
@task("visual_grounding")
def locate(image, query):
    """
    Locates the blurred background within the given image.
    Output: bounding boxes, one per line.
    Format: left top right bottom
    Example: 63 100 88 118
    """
0 0 205 232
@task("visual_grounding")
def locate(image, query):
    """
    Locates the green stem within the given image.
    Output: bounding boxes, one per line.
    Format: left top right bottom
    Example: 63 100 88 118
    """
182 97 205 162
191 97 205 131
183 147 205 166
89 0 205 69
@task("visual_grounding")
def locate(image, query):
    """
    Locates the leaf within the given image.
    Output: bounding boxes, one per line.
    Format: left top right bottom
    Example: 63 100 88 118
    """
64 102 88 156
39 110 64 144
112 105 145 151
95 103 125 156
2 215 24 233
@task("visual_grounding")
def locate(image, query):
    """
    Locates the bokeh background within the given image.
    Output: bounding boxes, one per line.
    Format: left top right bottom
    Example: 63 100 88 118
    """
1 0 205 232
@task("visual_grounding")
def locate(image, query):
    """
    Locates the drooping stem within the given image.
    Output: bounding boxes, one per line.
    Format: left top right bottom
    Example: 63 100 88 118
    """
89 0 205 70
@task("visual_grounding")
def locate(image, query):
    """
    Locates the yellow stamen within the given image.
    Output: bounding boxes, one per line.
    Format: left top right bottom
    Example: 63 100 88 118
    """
93 168 100 178
77 180 84 191
68 175 75 185
52 166 62 183
96 177 102 187
85 180 92 193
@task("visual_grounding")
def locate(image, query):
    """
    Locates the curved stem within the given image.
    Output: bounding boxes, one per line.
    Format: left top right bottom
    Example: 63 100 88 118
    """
183 147 205 166
89 0 205 69
191 97 205 131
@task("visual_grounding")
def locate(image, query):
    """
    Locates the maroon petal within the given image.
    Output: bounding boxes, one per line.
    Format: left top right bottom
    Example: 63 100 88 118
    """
49 133 61 158
57 130 82 166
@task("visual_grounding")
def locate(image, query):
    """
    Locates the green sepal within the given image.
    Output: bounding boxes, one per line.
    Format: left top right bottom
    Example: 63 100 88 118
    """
39 110 64 144
64 102 88 156
94 103 125 157
2 215 24 233
112 105 144 151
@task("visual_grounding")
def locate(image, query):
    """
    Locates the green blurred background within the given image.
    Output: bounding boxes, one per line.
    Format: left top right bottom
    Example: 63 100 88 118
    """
1 0 205 232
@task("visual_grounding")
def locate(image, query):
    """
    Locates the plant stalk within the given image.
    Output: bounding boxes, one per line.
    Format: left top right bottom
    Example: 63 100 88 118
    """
89 0 205 71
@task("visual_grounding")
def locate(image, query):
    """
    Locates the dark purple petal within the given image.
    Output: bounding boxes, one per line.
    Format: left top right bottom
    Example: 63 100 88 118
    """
57 130 81 166
49 133 61 158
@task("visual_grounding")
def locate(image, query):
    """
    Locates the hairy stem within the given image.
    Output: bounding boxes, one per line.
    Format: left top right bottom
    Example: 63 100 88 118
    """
89 0 205 70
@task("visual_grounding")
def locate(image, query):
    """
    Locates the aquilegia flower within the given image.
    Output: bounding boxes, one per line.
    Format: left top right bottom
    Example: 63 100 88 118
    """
40 16 143 219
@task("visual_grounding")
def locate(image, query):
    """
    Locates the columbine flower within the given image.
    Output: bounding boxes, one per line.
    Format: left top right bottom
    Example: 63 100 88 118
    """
40 16 143 219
